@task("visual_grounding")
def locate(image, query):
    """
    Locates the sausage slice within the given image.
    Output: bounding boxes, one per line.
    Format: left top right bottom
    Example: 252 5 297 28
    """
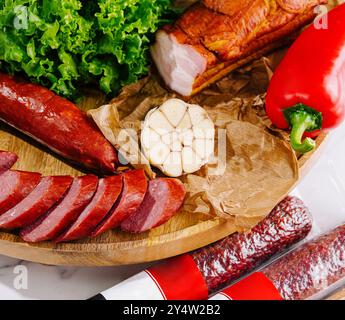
121 178 186 233
0 170 41 215
92 169 147 237
0 151 18 174
56 175 123 242
0 176 73 230
20 175 98 242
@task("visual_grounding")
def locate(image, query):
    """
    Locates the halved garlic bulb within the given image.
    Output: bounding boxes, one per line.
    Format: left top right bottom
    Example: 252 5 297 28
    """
141 98 215 177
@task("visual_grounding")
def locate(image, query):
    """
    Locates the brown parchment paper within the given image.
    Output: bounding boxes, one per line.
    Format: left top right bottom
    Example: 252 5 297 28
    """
88 49 299 224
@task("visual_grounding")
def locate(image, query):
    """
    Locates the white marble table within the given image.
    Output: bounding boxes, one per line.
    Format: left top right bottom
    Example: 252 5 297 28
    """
1 122 345 300
0 256 152 299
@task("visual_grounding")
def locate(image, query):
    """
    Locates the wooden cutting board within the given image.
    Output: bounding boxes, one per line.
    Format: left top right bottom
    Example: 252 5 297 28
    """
0 95 327 266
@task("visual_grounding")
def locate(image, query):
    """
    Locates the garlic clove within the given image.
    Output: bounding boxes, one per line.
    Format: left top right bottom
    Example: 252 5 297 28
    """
205 138 215 160
163 152 183 177
171 132 182 152
179 128 194 146
141 127 161 150
176 111 192 131
193 118 215 139
148 143 170 165
182 147 203 173
161 132 172 145
188 104 207 126
148 110 174 134
160 98 187 127
193 138 215 160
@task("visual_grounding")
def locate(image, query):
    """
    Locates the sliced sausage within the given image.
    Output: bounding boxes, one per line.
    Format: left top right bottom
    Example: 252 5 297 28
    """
92 169 147 237
0 170 41 215
0 176 73 230
121 178 186 233
56 175 123 242
0 74 118 174
0 151 18 174
20 175 98 242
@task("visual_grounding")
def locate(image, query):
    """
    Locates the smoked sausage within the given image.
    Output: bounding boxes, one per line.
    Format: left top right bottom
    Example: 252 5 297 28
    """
0 176 73 229
20 175 98 242
121 178 186 233
0 151 18 174
92 169 147 237
0 170 41 215
0 74 118 174
56 175 123 242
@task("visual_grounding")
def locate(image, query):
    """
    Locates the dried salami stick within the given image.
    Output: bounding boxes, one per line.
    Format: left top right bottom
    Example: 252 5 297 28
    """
211 224 345 300
89 196 312 300
192 196 312 293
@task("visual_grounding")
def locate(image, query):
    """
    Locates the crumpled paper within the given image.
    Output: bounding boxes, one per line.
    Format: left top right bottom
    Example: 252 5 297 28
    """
88 49 299 225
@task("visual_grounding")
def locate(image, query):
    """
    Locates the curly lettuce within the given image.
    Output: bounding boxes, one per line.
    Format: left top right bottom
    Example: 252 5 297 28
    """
0 0 177 100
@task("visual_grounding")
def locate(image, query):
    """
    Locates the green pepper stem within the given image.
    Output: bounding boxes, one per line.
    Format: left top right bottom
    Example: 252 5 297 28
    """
283 104 322 154
289 111 317 153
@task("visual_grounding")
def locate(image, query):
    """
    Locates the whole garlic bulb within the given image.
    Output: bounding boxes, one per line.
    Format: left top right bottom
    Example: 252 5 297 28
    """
141 98 215 177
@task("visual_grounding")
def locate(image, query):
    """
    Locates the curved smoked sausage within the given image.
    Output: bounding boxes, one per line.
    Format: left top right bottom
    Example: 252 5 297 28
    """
0 74 118 174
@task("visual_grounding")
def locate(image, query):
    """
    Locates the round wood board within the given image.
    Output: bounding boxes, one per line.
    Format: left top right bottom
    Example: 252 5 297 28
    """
0 103 327 266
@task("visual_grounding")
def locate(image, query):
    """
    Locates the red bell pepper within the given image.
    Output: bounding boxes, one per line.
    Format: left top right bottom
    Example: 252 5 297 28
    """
266 3 345 153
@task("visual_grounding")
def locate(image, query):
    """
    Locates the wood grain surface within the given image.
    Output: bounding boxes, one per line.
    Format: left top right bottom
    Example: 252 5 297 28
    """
0 93 327 266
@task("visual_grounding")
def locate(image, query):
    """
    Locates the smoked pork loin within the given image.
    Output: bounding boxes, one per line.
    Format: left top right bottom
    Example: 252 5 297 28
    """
151 0 326 96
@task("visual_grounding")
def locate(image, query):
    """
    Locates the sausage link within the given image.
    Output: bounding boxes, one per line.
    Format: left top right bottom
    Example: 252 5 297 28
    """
0 74 118 174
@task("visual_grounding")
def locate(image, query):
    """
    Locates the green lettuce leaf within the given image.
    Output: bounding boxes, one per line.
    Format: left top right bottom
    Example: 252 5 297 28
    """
0 0 178 100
